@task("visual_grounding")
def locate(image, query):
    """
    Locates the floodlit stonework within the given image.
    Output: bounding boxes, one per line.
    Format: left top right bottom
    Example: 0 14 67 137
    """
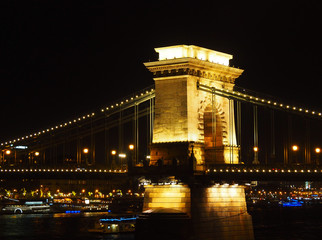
142 184 254 240
144 45 244 166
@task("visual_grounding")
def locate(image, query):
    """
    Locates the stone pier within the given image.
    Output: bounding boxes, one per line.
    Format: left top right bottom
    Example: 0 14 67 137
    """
137 184 254 240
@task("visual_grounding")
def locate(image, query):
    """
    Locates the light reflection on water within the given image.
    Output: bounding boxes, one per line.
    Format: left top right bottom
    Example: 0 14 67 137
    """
0 208 321 240
0 212 135 240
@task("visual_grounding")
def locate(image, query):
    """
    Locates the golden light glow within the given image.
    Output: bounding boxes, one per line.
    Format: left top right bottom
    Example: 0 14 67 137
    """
143 185 190 214
315 148 321 154
155 45 232 66
119 153 126 158
83 148 89 154
292 145 299 151
111 150 116 155
34 152 40 156
129 144 134 150
253 146 259 152
5 150 11 155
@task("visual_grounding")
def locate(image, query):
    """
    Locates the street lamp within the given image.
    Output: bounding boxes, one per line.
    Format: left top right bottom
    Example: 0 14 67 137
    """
1 149 11 165
119 153 126 170
252 146 259 164
128 144 135 169
315 147 320 165
82 148 90 166
83 148 89 154
292 145 299 164
292 145 299 152
111 150 117 170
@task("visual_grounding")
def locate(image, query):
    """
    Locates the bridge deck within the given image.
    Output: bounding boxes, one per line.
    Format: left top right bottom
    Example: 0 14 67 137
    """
1 166 321 181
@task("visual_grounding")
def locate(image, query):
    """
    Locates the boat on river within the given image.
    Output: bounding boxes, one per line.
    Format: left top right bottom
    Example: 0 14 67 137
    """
1 200 51 214
88 215 137 233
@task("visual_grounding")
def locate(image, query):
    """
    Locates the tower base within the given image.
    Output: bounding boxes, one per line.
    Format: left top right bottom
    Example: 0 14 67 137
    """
149 142 204 168
205 145 240 164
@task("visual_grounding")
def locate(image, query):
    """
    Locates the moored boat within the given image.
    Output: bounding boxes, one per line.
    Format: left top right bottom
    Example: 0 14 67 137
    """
1 200 51 214
88 215 136 233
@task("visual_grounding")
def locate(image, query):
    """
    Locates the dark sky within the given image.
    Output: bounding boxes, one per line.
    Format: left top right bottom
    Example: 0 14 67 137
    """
1 0 322 141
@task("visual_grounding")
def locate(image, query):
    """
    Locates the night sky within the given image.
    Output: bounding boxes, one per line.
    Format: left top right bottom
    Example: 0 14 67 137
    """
1 0 322 142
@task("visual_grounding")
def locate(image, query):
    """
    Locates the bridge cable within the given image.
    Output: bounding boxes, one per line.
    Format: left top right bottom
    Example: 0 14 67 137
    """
305 120 311 164
236 101 242 164
270 110 276 162
229 98 233 164
119 106 123 154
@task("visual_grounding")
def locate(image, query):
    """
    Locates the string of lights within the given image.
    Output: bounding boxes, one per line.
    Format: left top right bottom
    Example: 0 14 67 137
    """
0 87 155 147
197 82 322 118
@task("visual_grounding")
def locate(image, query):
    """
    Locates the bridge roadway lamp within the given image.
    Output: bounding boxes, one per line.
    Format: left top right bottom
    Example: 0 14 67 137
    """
315 147 321 165
83 148 89 154
119 153 126 171
111 150 117 170
292 145 299 151
1 149 11 165
252 146 259 164
291 145 299 164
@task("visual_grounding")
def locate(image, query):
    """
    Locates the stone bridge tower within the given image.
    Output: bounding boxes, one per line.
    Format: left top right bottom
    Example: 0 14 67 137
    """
144 45 243 167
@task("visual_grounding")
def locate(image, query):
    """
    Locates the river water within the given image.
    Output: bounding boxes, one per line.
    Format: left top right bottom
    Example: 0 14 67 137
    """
0 208 321 240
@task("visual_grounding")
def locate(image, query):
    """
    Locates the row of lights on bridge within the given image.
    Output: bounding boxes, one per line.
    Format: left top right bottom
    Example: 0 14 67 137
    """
82 144 137 158
0 168 127 173
0 89 155 148
207 169 322 173
253 145 321 153
219 87 322 117
100 89 154 113
2 145 138 160
0 167 320 174
2 150 39 156
0 113 95 146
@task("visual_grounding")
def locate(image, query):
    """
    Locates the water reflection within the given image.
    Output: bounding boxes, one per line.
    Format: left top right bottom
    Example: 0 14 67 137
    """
0 212 135 240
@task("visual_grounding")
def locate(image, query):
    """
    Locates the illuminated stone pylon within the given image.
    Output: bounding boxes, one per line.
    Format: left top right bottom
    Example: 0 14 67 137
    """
139 184 254 240
144 45 244 166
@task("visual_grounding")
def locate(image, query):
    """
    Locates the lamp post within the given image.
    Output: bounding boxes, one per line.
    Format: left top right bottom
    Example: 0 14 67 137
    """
292 145 299 164
119 153 126 171
128 144 134 170
1 149 11 166
33 151 40 166
315 147 320 165
252 146 259 164
83 148 89 166
111 150 117 170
